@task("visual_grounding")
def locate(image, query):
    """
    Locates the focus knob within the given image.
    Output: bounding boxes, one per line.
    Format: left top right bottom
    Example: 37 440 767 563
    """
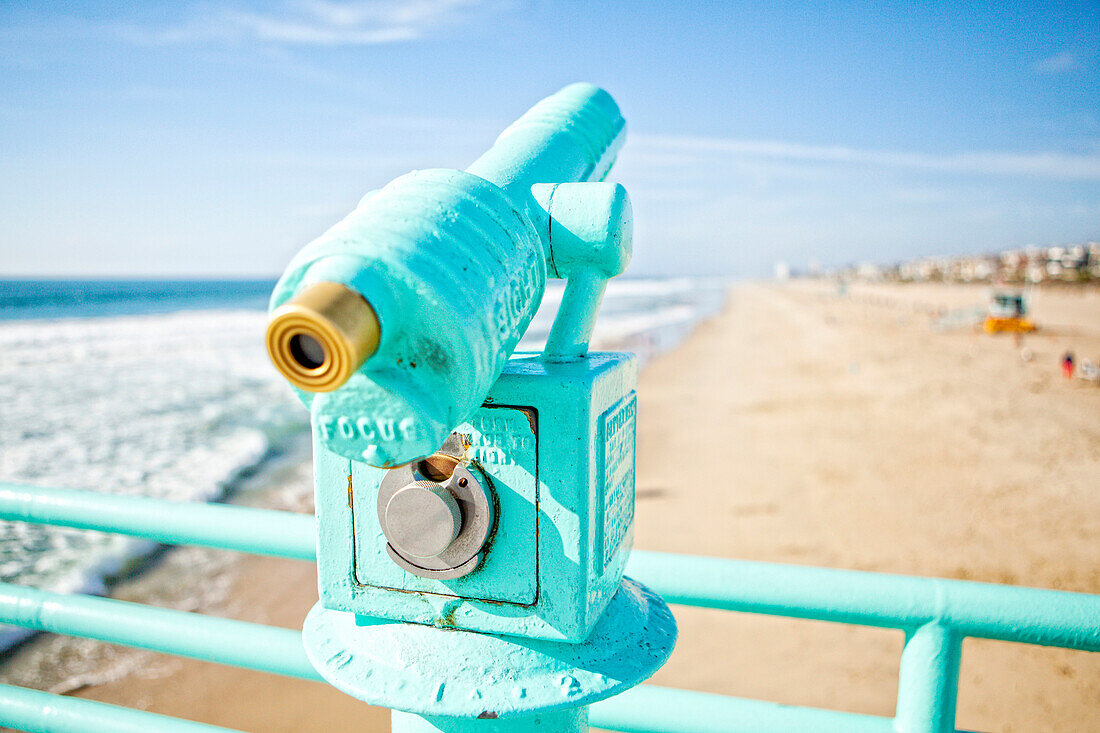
382 481 462 559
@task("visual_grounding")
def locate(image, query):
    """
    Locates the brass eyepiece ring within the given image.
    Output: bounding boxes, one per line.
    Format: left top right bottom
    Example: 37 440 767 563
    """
266 281 380 393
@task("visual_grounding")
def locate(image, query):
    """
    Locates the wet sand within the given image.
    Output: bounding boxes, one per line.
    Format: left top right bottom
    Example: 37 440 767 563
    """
72 281 1100 732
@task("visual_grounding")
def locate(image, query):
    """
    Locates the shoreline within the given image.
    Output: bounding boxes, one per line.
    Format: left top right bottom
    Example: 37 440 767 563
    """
5 279 1099 731
0 431 314 694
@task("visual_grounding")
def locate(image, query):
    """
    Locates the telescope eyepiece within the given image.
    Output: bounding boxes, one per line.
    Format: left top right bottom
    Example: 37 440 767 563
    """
266 281 380 393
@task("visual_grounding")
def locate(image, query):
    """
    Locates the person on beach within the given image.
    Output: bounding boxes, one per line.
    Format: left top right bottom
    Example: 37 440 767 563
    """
1062 352 1075 379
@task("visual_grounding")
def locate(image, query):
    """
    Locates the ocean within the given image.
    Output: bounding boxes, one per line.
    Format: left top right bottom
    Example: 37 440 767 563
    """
0 276 726 685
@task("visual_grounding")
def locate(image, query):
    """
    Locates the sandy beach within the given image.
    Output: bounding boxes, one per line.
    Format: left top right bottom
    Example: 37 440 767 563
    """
62 280 1100 732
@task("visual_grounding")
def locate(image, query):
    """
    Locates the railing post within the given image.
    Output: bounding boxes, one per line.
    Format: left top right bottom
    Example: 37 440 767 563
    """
895 622 962 733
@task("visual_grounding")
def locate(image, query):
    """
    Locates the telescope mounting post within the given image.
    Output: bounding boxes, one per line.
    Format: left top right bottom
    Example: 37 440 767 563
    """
267 84 676 731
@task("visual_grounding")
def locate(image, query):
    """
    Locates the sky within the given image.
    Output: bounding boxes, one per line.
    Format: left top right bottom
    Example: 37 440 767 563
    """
2 1 1098 278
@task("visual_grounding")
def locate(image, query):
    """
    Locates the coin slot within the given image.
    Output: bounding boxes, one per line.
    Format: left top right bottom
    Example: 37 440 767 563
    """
415 453 460 482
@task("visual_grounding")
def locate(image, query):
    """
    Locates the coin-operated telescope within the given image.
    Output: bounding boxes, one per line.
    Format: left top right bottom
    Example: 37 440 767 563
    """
268 84 674 727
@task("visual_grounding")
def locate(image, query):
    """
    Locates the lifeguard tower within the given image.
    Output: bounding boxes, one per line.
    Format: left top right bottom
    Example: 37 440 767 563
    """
983 288 1036 334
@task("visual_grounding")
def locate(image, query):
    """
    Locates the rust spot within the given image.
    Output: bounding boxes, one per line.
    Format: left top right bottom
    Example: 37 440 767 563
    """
520 406 538 435
347 474 353 508
435 602 459 628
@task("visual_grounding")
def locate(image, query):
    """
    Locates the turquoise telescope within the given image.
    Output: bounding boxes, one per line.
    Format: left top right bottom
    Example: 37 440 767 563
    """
275 84 648 650
267 83 632 468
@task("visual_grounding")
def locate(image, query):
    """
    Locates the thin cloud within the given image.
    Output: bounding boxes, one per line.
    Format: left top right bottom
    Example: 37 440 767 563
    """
122 0 502 46
631 133 1100 180
1033 51 1077 74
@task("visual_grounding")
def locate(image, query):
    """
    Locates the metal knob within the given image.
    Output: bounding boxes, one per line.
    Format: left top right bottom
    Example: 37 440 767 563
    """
383 481 462 559
377 456 493 579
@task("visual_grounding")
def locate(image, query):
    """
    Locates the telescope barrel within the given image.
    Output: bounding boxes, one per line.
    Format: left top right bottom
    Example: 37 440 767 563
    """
266 83 629 467
467 83 625 194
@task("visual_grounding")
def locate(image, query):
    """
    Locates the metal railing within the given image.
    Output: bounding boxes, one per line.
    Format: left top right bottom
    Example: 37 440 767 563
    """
0 481 1096 733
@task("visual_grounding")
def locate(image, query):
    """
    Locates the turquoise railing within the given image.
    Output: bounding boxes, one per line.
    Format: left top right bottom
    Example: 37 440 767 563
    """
0 482 1096 733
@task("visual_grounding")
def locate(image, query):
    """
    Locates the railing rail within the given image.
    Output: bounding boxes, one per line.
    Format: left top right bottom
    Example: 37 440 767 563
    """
0 684 241 733
0 482 1097 733
0 483 316 561
0 580 821 733
0 582 322 682
624 551 1100 649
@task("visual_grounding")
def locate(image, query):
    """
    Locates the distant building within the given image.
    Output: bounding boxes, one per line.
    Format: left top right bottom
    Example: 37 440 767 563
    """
825 241 1097 286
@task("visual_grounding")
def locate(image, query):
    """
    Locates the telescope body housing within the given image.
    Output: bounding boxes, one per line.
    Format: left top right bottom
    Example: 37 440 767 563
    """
270 84 637 643
315 352 637 642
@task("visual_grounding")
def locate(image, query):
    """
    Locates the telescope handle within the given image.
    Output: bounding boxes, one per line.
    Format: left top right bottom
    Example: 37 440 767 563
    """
531 182 633 361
